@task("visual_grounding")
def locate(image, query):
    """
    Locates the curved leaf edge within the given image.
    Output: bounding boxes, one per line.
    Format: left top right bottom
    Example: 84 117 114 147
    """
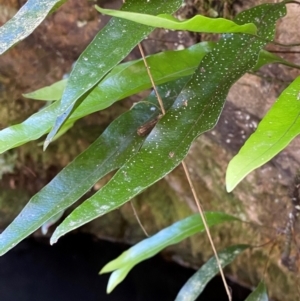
226 76 300 192
175 244 249 301
100 212 240 293
95 6 257 35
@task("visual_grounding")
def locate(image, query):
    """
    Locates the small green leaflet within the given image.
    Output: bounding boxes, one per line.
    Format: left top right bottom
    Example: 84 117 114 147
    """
100 212 239 293
175 244 249 301
245 281 268 301
95 6 257 35
0 0 67 55
226 76 300 192
23 79 68 101
253 49 300 71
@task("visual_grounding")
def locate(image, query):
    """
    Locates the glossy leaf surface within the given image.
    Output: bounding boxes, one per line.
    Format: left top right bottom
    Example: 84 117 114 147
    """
51 3 286 242
253 49 300 71
23 46 300 102
23 45 300 103
0 42 213 154
96 6 257 34
0 79 186 255
245 281 268 301
45 0 182 148
0 0 66 55
100 212 239 293
175 244 248 301
226 76 300 192
23 79 68 101
4 44 295 154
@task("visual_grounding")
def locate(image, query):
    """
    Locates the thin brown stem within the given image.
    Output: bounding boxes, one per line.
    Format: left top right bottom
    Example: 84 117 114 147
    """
138 43 166 115
138 42 232 301
130 201 149 237
181 161 232 301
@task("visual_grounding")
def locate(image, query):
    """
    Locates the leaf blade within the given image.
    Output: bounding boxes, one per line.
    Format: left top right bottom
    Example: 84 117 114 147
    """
23 79 68 101
0 0 66 55
101 212 239 293
23 46 300 103
226 76 300 192
245 281 268 301
45 0 182 148
175 244 249 301
51 3 286 242
253 49 300 71
95 6 257 35
0 42 213 154
0 79 186 256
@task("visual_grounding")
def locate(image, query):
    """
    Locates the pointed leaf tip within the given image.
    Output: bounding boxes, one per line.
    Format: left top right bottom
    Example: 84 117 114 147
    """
226 76 300 192
95 6 257 35
0 0 65 55
245 281 268 301
47 0 183 144
100 213 238 293
51 2 285 239
175 244 249 301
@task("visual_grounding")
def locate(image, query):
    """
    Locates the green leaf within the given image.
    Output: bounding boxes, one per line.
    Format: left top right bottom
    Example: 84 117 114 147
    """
0 0 67 55
100 212 239 293
226 76 300 192
0 42 213 154
26 42 213 105
0 79 186 256
24 47 299 103
253 49 300 71
245 281 268 301
175 244 249 301
51 3 286 242
95 6 257 35
106 265 132 294
45 0 182 149
23 79 67 101
48 0 68 14
7 42 295 154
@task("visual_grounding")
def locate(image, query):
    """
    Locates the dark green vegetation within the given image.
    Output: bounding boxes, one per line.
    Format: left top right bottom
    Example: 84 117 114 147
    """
0 1 300 300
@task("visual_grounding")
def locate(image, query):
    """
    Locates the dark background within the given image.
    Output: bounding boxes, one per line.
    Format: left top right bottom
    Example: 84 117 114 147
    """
0 233 251 301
